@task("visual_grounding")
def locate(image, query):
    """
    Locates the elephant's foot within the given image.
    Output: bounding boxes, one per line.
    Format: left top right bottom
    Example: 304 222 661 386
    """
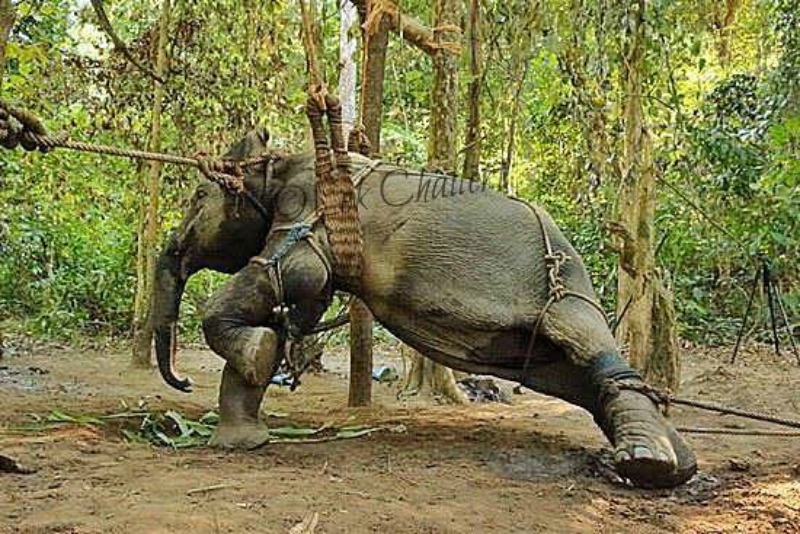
209 421 271 450
232 327 279 387
603 388 697 488
212 363 271 450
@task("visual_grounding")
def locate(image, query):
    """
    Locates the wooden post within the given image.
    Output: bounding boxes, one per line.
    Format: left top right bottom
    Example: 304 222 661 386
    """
347 0 389 407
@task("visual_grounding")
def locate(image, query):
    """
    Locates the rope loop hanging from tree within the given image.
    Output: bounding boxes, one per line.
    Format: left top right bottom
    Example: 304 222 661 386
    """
300 0 364 289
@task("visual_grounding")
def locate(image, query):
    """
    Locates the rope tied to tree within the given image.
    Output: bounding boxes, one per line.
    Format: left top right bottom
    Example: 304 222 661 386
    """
0 101 64 152
0 100 275 220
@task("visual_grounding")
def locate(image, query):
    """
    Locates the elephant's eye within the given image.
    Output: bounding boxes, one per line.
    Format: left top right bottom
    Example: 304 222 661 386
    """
196 189 208 200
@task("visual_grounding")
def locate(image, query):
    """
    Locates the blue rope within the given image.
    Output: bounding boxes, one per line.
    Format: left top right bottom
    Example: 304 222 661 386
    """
266 223 313 266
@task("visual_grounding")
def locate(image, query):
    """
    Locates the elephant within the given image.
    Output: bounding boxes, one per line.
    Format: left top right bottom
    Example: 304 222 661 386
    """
154 142 697 489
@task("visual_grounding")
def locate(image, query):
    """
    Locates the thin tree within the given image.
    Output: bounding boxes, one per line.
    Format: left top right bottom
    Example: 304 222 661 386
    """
0 0 14 88
402 0 467 404
615 0 679 390
132 0 171 367
344 0 376 407
0 0 14 359
462 0 482 180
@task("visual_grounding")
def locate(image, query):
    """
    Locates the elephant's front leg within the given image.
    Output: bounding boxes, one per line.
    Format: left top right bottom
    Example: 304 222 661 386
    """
202 265 283 450
211 362 273 449
201 240 332 450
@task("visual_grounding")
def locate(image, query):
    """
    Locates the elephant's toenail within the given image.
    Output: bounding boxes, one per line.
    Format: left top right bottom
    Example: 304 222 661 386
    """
633 446 654 459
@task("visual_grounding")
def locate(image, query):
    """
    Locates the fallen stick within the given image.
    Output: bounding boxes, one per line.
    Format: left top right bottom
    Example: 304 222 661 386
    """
186 483 234 496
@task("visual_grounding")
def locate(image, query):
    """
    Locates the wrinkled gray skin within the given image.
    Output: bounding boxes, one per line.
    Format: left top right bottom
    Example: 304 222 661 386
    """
156 146 697 489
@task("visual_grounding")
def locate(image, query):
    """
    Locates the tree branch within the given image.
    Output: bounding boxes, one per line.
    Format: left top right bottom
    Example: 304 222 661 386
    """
91 0 166 84
352 0 460 57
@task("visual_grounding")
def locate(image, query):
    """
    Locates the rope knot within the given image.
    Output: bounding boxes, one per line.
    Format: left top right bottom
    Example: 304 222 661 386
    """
195 153 245 195
0 102 59 153
544 250 570 300
601 378 672 415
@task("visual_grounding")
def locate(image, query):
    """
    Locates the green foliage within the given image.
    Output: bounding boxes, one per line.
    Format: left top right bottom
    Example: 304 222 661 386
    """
0 0 797 346
18 408 391 449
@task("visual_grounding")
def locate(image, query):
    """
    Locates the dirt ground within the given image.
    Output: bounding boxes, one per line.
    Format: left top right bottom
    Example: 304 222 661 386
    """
1 338 799 534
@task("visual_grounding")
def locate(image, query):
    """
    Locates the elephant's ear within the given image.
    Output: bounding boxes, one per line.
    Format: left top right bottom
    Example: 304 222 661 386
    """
223 129 271 160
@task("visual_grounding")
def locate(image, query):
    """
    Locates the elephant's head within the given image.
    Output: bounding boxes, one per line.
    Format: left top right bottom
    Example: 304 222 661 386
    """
153 128 276 391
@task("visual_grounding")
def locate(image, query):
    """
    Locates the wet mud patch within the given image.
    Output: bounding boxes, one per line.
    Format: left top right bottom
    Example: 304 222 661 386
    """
0 365 51 393
487 444 595 481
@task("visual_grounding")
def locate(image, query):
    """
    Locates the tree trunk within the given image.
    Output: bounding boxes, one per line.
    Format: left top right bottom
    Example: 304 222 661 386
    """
501 60 529 196
403 0 466 404
560 0 614 195
715 0 741 70
0 0 14 359
132 0 171 368
461 0 482 180
426 0 461 173
344 0 373 408
615 0 678 391
0 0 14 92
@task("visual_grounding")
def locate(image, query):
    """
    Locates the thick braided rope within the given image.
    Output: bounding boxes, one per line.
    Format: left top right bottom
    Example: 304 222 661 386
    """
306 94 363 288
0 101 276 221
323 94 363 287
0 101 271 171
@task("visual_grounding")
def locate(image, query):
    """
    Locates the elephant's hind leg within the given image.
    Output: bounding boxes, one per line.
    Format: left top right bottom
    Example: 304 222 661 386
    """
534 300 696 488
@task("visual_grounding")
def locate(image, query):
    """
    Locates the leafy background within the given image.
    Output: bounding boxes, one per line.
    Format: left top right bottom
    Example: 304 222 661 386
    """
0 0 797 347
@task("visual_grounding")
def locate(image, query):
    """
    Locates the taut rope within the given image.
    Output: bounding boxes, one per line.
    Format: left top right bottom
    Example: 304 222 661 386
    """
0 101 274 220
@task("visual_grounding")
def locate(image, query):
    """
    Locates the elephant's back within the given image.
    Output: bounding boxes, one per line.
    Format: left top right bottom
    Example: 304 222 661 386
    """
359 170 595 330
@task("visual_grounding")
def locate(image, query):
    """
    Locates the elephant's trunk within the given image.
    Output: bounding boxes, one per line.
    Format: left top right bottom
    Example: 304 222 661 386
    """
152 234 193 392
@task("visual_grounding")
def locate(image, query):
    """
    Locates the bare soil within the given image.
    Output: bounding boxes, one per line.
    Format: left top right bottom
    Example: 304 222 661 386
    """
1 339 799 533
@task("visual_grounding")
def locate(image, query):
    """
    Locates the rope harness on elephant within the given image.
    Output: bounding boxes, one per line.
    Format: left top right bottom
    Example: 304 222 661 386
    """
6 103 800 435
246 158 381 385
